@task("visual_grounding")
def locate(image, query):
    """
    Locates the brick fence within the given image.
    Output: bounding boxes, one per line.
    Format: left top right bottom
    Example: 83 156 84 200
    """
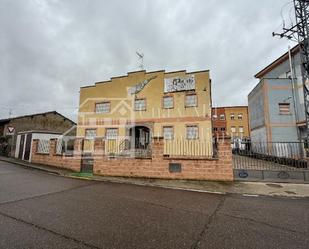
31 139 82 172
31 137 233 181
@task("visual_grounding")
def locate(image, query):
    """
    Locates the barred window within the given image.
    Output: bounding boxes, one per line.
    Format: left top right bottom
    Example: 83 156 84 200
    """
163 96 173 109
85 129 96 139
134 99 146 111
105 128 118 139
185 94 197 107
186 125 198 139
37 140 49 154
279 103 290 115
163 126 174 140
96 102 110 113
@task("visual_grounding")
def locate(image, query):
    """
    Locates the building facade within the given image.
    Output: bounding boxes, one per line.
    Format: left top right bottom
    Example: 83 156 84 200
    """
77 70 213 156
248 45 306 143
212 106 250 140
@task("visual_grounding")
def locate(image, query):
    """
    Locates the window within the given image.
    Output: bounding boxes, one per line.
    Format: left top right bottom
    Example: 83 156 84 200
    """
213 127 218 132
238 114 243 120
279 103 291 115
95 102 110 113
163 96 174 109
220 127 226 132
231 126 236 133
163 126 174 140
134 99 146 111
212 114 217 119
239 126 244 133
85 129 96 139
185 94 197 107
219 114 225 120
105 128 118 139
230 114 235 120
186 125 198 139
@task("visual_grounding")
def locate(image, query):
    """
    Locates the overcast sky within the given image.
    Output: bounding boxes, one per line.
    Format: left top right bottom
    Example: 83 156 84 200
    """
0 0 297 121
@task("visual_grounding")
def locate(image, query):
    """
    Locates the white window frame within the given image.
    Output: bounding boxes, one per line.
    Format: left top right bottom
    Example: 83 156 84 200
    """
95 102 110 114
85 129 96 139
105 128 118 140
185 94 197 107
134 98 146 111
163 96 174 109
219 114 225 120
163 126 174 140
186 125 198 140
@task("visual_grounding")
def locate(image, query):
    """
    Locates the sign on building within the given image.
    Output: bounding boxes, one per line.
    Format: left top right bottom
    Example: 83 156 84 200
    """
6 126 15 135
164 75 195 93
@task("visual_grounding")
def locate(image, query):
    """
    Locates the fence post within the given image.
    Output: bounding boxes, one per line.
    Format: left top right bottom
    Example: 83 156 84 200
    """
49 139 57 156
152 136 164 160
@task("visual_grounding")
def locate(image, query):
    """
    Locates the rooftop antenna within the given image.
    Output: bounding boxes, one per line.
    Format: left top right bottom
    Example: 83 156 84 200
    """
136 51 144 70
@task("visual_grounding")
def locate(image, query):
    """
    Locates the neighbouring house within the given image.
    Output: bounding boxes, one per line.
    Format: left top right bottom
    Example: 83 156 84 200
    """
248 45 306 143
0 111 76 157
78 70 213 156
212 106 250 141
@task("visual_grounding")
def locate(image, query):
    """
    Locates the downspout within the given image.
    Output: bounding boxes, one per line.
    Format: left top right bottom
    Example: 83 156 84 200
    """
288 46 301 142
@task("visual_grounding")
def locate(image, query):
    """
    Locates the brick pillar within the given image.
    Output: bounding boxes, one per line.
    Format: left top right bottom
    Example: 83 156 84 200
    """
94 138 105 157
49 139 57 156
32 139 38 157
217 138 232 158
217 137 233 181
152 136 164 160
73 138 83 157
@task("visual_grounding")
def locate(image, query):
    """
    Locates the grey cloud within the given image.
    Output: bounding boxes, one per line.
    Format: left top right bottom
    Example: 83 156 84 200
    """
0 0 293 120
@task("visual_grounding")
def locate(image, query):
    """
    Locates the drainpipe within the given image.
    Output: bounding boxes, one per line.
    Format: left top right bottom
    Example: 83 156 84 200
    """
288 46 301 142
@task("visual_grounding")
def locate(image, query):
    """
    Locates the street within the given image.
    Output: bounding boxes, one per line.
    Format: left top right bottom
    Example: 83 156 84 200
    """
0 161 308 249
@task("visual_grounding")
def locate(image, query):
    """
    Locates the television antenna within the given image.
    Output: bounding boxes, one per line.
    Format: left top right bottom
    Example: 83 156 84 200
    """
136 51 144 70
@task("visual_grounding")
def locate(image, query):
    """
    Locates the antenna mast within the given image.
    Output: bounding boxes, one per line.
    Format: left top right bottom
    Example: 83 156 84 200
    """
136 51 144 70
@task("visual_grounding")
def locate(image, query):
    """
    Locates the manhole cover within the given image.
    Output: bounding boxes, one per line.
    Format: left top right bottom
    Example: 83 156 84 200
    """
266 183 283 188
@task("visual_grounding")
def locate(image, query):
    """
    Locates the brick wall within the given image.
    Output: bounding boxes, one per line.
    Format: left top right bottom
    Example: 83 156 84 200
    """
31 139 82 172
94 137 233 181
31 137 234 181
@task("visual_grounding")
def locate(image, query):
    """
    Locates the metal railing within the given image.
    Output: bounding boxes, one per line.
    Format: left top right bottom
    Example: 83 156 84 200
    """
164 139 215 158
233 141 308 170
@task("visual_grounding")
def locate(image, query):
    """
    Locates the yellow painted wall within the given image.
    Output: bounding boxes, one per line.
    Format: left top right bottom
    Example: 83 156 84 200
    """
225 106 250 138
77 70 212 143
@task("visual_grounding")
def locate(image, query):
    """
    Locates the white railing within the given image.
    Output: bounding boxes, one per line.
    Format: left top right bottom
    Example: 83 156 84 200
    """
37 140 50 154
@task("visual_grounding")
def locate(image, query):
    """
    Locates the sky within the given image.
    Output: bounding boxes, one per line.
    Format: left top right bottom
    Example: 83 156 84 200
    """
0 0 297 121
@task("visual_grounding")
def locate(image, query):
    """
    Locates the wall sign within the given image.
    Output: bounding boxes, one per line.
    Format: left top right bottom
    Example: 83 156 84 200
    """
164 75 195 93
128 76 157 95
6 126 15 135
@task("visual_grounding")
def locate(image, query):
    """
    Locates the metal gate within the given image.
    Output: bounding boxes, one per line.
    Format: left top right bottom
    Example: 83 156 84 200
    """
233 141 309 183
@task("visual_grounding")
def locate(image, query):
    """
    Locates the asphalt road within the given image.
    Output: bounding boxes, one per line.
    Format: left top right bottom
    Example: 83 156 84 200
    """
0 161 308 249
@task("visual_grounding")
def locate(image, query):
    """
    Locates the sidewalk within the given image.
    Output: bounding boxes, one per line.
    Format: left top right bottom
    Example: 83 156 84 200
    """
1 156 309 198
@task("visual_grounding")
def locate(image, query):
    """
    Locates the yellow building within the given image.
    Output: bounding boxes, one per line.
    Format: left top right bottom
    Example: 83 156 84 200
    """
77 70 213 156
224 106 250 139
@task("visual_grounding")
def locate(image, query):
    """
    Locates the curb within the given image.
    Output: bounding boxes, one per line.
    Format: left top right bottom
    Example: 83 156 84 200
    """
0 158 61 175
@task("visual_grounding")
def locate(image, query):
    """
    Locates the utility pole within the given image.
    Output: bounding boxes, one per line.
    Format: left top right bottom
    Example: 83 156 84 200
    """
273 0 309 142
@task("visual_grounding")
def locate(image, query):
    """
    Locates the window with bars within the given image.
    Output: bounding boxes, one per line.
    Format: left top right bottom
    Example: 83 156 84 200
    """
134 99 146 111
105 128 118 139
185 94 197 107
163 96 173 109
279 103 291 115
37 140 50 154
95 102 110 113
85 129 96 139
186 125 198 139
163 126 174 140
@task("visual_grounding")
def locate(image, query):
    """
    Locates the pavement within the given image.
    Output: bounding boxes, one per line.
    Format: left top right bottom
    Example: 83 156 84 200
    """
0 159 309 248
1 156 309 198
